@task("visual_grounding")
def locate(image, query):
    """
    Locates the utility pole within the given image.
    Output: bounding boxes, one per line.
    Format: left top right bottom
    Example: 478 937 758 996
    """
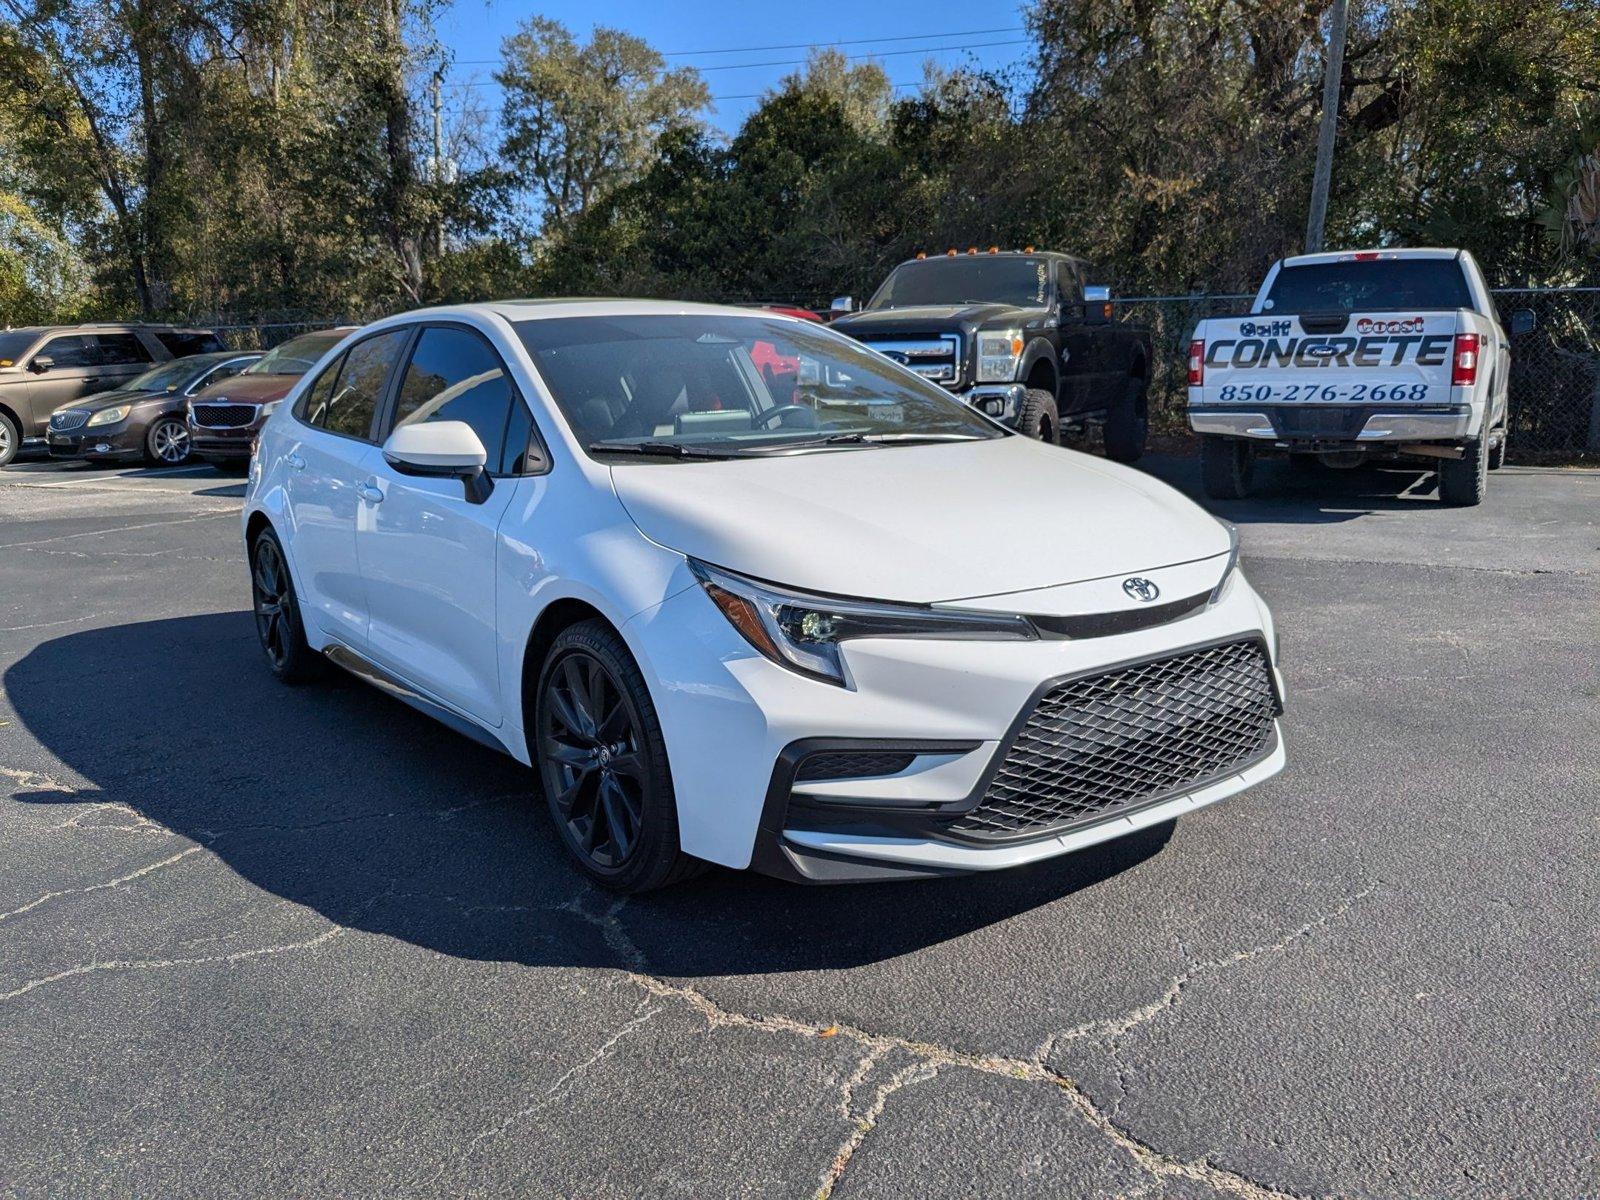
1304 0 1348 254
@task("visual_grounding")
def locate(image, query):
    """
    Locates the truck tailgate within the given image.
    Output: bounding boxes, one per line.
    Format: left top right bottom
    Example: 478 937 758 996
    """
1196 312 1462 408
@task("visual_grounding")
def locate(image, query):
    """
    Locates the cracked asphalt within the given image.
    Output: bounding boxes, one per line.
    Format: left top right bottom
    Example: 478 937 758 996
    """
0 454 1596 1199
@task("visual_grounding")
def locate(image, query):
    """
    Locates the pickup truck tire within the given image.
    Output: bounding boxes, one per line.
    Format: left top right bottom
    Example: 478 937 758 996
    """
1487 426 1507 471
1200 436 1254 499
1102 376 1148 463
1016 389 1059 445
1438 436 1488 506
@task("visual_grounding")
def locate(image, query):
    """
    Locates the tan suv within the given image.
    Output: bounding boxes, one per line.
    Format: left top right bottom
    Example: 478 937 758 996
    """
0 324 224 466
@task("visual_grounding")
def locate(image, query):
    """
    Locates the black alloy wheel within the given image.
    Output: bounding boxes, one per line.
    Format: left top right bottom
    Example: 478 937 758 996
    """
539 649 648 870
249 530 322 683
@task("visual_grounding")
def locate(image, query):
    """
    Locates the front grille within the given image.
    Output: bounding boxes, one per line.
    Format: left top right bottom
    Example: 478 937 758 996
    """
190 403 257 428
859 335 962 385
50 409 90 432
950 639 1278 838
796 750 917 782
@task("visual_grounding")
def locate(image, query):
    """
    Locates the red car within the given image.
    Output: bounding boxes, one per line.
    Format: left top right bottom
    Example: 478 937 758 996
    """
746 306 822 398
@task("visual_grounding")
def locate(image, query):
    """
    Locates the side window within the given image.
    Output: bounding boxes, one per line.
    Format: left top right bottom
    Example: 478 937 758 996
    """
95 333 154 365
309 330 407 440
196 359 250 391
1055 263 1083 311
297 353 346 426
391 326 536 475
37 335 95 369
156 330 224 356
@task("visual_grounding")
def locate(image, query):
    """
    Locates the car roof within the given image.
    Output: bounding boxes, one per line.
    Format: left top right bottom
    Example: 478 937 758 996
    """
362 300 807 327
889 250 1092 273
1279 247 1462 268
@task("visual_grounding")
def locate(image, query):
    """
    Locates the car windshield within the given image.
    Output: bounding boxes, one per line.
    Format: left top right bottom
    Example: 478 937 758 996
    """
127 359 206 392
514 314 1003 458
0 329 41 366
1264 259 1473 313
867 257 1051 310
245 331 344 376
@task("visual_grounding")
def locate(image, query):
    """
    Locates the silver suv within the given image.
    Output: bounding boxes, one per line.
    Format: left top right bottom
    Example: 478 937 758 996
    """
0 324 223 466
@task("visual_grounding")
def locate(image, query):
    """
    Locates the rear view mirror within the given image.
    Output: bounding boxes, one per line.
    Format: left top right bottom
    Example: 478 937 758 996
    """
1510 309 1536 336
829 296 855 317
1083 285 1112 324
383 420 493 504
29 355 54 374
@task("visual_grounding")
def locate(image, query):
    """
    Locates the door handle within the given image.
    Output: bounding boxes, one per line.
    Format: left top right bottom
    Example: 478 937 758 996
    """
285 453 306 471
356 480 385 504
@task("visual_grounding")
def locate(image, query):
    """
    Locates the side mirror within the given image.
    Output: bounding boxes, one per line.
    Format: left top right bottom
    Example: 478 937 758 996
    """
829 296 855 317
1510 309 1536 336
1083 285 1112 324
29 355 54 374
382 420 493 504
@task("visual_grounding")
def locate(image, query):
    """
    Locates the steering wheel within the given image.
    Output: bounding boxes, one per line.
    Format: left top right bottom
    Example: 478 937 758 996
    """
752 404 817 429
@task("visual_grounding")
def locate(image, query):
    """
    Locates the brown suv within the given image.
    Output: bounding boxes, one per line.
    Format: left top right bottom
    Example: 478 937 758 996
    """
187 328 354 471
0 324 224 466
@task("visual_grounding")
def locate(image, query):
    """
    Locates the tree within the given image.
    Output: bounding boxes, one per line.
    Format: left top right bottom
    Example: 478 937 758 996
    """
496 18 709 229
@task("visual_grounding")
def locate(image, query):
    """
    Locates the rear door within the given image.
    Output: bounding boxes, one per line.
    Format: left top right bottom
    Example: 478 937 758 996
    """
281 328 409 651
355 322 529 727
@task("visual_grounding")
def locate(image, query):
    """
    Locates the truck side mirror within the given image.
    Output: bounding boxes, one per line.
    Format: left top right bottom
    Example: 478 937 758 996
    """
29 355 54 374
1510 309 1536 336
829 296 855 317
1083 286 1112 324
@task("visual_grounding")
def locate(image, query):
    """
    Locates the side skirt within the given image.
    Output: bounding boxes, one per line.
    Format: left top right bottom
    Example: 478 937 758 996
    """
323 643 515 758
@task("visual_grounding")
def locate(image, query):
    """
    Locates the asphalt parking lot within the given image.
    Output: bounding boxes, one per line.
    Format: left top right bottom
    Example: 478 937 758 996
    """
1 453 1596 1199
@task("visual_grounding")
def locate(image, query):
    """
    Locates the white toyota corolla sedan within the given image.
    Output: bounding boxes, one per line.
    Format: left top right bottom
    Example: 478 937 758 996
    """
243 300 1286 891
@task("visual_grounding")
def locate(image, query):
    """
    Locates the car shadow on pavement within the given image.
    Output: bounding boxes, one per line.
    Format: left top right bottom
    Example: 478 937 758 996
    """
5 613 1171 977
1137 451 1450 523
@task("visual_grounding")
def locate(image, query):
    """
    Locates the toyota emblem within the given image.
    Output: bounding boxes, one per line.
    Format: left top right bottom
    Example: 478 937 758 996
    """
1122 577 1161 603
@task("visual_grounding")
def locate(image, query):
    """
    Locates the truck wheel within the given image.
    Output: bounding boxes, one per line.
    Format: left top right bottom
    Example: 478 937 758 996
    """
0 410 18 468
1200 435 1253 500
1015 389 1059 445
1102 375 1148 463
1487 425 1507 471
1438 436 1488 506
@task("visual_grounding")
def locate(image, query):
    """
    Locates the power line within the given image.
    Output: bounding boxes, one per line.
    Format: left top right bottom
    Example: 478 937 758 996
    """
452 38 1029 87
449 25 1024 65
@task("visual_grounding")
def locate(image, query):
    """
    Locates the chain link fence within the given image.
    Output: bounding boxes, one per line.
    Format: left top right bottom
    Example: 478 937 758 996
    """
1113 288 1600 463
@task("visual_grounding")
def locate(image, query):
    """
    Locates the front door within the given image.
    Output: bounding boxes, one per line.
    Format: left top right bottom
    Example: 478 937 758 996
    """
356 323 529 727
282 328 409 651
22 334 99 437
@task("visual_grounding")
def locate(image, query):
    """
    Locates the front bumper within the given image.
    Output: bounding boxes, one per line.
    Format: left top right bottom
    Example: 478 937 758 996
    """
1188 403 1474 446
953 383 1027 425
188 420 261 459
625 565 1285 882
46 421 144 461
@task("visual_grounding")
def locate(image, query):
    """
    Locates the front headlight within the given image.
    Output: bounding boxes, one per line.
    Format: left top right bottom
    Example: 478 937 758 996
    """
86 404 132 427
976 329 1025 383
690 560 1036 686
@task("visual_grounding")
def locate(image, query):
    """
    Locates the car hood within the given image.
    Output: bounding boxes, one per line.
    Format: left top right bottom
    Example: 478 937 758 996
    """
189 373 297 403
61 387 170 415
832 304 1038 335
609 438 1231 604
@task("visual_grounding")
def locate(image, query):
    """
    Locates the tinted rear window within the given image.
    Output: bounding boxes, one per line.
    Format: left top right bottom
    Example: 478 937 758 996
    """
1264 260 1473 313
155 330 224 355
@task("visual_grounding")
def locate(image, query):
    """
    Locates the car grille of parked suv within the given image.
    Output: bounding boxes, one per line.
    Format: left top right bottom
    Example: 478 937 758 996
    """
858 334 962 386
50 409 91 432
190 403 258 428
949 638 1279 838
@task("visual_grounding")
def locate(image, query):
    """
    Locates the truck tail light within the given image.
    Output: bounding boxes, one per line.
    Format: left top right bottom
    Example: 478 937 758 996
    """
1187 339 1205 387
1452 333 1480 386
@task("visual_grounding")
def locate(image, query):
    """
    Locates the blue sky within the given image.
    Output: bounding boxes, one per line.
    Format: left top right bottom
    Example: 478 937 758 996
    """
435 0 1035 134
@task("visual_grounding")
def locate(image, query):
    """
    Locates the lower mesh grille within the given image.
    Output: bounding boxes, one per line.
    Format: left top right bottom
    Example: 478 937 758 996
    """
796 750 916 782
950 639 1278 838
191 403 256 428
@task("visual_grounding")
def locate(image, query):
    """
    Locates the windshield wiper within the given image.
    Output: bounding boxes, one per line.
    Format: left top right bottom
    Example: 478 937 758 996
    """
587 440 741 460
741 431 985 454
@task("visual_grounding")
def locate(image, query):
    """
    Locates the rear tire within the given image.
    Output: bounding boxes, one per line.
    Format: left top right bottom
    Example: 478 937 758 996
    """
0 410 19 467
1487 426 1507 471
535 620 703 893
1438 436 1488 506
1014 388 1059 444
1102 374 1148 463
249 528 326 684
1200 435 1253 499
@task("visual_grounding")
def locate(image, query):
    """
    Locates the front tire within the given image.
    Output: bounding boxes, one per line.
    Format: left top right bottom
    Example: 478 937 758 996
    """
0 410 19 467
1015 388 1059 444
535 621 702 893
144 416 192 467
1200 435 1254 499
1102 375 1148 463
249 528 325 684
1438 436 1488 506
1487 425 1507 471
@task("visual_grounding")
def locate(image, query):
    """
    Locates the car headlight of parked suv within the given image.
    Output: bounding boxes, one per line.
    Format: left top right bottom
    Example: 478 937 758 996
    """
976 329 1025 383
690 559 1037 686
86 404 132 427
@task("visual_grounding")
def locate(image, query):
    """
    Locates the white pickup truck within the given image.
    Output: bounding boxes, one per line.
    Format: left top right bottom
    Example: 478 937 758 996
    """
1186 248 1531 506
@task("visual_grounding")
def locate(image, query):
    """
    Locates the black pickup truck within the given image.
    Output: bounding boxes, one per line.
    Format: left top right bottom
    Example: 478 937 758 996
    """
828 250 1153 461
